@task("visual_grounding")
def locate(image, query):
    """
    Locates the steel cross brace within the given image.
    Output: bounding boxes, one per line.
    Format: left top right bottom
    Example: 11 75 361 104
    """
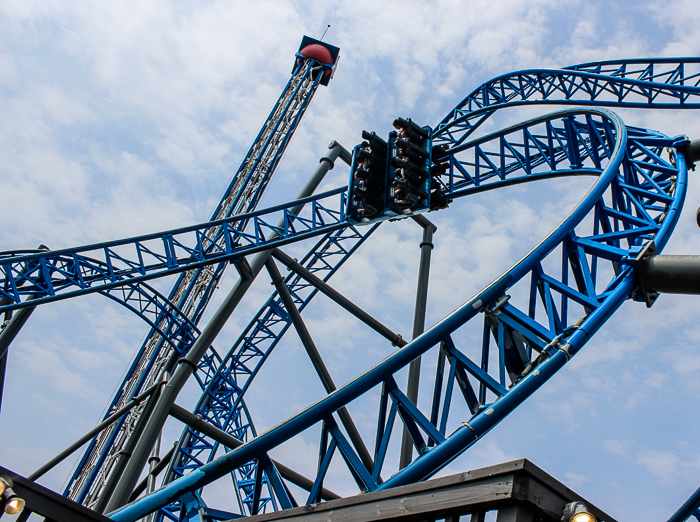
433 58 700 148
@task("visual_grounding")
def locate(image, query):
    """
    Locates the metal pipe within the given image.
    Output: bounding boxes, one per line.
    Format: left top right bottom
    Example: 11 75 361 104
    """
128 443 176 502
265 257 374 474
688 138 700 164
27 382 162 481
0 245 48 415
639 255 700 294
0 296 38 415
103 141 350 513
168 404 340 501
94 377 165 514
0 301 37 360
146 434 161 496
0 354 6 418
271 249 407 347
399 218 436 469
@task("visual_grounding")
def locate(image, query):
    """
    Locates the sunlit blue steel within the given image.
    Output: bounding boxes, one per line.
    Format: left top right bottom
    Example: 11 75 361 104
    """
0 187 349 315
3 57 699 520
6 60 700 316
434 58 700 147
668 484 700 522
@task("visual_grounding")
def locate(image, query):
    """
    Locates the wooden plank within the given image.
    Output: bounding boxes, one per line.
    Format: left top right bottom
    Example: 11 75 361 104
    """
515 462 614 522
496 504 534 522
230 459 617 522
240 475 516 521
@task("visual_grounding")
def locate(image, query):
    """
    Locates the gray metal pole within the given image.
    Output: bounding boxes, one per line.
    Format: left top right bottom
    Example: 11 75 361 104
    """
272 249 407 347
0 354 6 419
129 443 176 502
27 382 162 481
0 304 36 360
0 245 48 415
168 404 340 501
399 217 436 469
146 435 161 496
265 257 374 473
94 377 166 514
104 142 350 513
640 255 700 294
0 297 38 416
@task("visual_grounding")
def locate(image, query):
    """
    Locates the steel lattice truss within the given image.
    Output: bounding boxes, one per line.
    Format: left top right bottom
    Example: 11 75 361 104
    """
434 59 700 148
0 188 351 314
3 57 700 522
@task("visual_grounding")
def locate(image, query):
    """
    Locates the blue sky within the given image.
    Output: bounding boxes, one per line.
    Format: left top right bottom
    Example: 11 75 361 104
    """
2 1 700 521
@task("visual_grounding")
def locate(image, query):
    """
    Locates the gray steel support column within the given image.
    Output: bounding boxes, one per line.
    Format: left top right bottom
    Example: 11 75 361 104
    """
272 249 407 347
399 216 436 469
639 255 700 294
146 436 161 496
103 141 350 513
0 245 47 415
0 302 37 359
264 257 374 473
169 404 340 501
128 443 176 502
0 299 37 415
94 377 165 514
0 353 6 419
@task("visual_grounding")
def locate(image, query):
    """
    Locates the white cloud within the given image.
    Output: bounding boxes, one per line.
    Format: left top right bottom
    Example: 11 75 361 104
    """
564 471 588 490
603 439 629 457
636 449 681 482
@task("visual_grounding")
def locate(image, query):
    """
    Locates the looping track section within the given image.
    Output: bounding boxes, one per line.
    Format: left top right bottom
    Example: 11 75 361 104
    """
110 103 690 521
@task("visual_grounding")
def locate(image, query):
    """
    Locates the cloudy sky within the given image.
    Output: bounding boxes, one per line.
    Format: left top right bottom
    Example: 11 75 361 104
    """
2 1 700 521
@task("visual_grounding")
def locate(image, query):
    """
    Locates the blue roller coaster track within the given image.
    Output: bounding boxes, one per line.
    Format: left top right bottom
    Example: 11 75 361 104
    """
3 48 700 522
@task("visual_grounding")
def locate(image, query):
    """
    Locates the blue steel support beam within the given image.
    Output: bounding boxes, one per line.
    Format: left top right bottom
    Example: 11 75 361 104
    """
0 114 658 316
82 57 700 520
101 140 350 514
108 107 689 521
5 60 700 317
0 187 349 315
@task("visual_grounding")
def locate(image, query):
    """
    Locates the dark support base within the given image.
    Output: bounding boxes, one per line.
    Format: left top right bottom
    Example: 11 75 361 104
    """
232 459 616 522
636 242 700 304
0 466 113 522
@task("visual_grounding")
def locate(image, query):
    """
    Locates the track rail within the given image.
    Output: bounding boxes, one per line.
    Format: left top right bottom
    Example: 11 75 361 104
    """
434 59 700 147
